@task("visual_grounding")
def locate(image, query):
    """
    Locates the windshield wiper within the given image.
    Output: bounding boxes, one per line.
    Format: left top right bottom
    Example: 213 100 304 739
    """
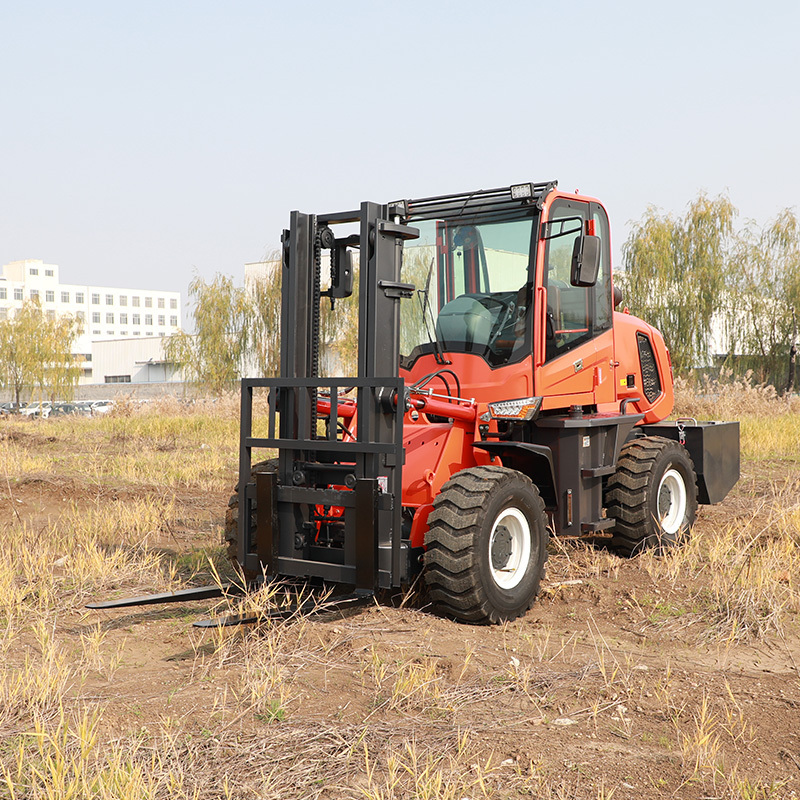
417 257 450 365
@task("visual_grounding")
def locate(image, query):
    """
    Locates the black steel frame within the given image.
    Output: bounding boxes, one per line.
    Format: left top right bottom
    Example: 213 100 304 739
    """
237 201 418 591
238 377 405 589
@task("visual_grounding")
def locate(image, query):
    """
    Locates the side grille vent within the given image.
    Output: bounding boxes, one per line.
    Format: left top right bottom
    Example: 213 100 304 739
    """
637 333 662 403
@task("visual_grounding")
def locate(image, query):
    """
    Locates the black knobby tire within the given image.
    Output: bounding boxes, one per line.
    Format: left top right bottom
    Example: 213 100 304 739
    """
224 458 278 581
424 465 549 624
604 436 698 556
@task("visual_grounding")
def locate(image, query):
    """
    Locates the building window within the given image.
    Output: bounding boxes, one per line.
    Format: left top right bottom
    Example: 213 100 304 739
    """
92 312 100 324
145 297 153 308
0 288 6 300
170 315 177 326
0 308 7 320
170 298 177 309
106 294 114 305
61 291 70 303
146 331 153 336
30 267 38 276
76 311 85 322
120 330 127 336
47 310 56 321
119 295 127 306
30 289 39 299
106 313 114 324
120 313 128 324
14 288 23 301
75 292 85 304
132 313 141 325
157 314 165 326
133 331 141 336
92 329 100 334
107 330 114 336
45 269 54 277
105 375 131 384
45 290 55 302
92 293 100 304
132 296 140 307
145 314 153 326
157 297 165 309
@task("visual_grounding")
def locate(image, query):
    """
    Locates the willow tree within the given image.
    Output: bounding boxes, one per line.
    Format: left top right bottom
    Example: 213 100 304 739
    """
164 274 250 394
40 312 84 401
0 300 82 404
621 193 736 376
247 256 282 378
728 209 800 387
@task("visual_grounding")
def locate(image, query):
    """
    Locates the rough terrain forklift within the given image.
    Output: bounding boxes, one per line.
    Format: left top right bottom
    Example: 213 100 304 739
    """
221 181 740 625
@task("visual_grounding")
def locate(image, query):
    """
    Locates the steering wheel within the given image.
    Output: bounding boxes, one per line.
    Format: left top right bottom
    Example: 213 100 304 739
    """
473 293 517 350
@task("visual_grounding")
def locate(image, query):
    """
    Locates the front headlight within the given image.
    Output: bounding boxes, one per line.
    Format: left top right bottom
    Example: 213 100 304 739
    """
488 396 542 421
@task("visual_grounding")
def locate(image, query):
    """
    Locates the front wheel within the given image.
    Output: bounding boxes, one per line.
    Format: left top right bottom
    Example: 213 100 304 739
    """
424 466 549 624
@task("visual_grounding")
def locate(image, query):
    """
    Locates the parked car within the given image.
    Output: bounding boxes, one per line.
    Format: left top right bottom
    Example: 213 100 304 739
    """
73 401 94 416
50 402 81 417
20 401 52 419
0 402 27 416
89 400 114 415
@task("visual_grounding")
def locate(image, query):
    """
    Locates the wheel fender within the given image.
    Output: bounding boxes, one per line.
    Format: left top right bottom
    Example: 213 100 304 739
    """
471 442 557 508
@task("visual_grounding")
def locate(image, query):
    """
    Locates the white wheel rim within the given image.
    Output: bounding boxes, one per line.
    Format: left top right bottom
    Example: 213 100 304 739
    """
657 468 687 535
488 507 531 589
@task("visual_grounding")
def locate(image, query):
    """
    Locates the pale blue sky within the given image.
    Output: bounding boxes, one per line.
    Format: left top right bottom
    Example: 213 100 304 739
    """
1 1 798 296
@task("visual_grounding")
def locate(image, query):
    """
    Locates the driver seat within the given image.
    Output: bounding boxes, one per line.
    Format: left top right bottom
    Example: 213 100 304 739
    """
435 295 492 352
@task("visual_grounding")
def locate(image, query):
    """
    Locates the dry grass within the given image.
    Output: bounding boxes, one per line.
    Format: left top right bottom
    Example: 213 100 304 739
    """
638 479 800 643
0 381 798 799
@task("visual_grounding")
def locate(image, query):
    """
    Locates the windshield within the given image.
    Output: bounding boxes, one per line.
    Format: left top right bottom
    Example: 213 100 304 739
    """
399 214 535 368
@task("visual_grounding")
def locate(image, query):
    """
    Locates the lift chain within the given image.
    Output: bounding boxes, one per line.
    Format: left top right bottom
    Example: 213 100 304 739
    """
309 223 323 439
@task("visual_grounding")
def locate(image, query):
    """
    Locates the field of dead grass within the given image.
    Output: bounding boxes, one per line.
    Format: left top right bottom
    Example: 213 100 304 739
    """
0 384 798 799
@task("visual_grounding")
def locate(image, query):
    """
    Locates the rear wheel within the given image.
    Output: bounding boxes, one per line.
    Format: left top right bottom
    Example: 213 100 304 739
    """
424 466 548 624
604 436 697 555
224 458 278 581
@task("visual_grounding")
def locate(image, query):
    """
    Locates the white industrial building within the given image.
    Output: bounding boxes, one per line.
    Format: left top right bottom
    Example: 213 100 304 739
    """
92 336 183 385
0 259 182 383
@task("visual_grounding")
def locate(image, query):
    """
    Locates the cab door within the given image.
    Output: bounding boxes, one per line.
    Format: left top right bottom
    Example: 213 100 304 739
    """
535 198 615 406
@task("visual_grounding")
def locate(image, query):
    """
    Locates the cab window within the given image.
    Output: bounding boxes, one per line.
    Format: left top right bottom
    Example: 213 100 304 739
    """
543 200 612 363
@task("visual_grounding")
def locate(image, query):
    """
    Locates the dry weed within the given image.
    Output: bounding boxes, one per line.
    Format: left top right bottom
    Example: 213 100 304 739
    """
640 479 800 642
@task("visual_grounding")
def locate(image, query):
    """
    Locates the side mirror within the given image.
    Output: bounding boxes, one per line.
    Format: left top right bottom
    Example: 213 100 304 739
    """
570 234 601 287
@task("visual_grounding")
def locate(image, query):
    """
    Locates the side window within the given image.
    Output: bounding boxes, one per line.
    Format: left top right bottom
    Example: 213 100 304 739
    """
591 203 612 333
544 201 591 362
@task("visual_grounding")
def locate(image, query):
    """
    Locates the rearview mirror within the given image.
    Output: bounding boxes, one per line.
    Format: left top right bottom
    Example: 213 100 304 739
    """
570 234 601 287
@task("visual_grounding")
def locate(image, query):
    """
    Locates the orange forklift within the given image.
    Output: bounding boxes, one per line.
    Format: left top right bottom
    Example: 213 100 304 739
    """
225 180 739 623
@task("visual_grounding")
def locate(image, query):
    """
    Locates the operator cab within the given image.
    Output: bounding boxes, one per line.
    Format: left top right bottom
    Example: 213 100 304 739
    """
398 184 613 410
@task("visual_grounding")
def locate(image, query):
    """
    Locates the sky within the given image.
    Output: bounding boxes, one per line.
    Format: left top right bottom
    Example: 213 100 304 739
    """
1 0 798 301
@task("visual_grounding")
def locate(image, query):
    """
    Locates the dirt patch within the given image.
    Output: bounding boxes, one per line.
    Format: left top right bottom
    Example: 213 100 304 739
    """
1 416 799 798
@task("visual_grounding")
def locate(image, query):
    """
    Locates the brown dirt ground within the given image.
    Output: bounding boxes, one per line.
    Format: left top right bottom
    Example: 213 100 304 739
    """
3 434 800 799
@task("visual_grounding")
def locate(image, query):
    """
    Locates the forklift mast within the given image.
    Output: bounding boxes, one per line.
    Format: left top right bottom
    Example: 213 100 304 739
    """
237 202 418 591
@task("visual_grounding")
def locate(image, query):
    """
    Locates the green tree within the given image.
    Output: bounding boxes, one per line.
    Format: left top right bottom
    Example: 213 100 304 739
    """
621 193 736 376
247 255 282 378
727 208 800 387
41 312 84 402
164 274 250 394
0 300 82 405
246 250 360 380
